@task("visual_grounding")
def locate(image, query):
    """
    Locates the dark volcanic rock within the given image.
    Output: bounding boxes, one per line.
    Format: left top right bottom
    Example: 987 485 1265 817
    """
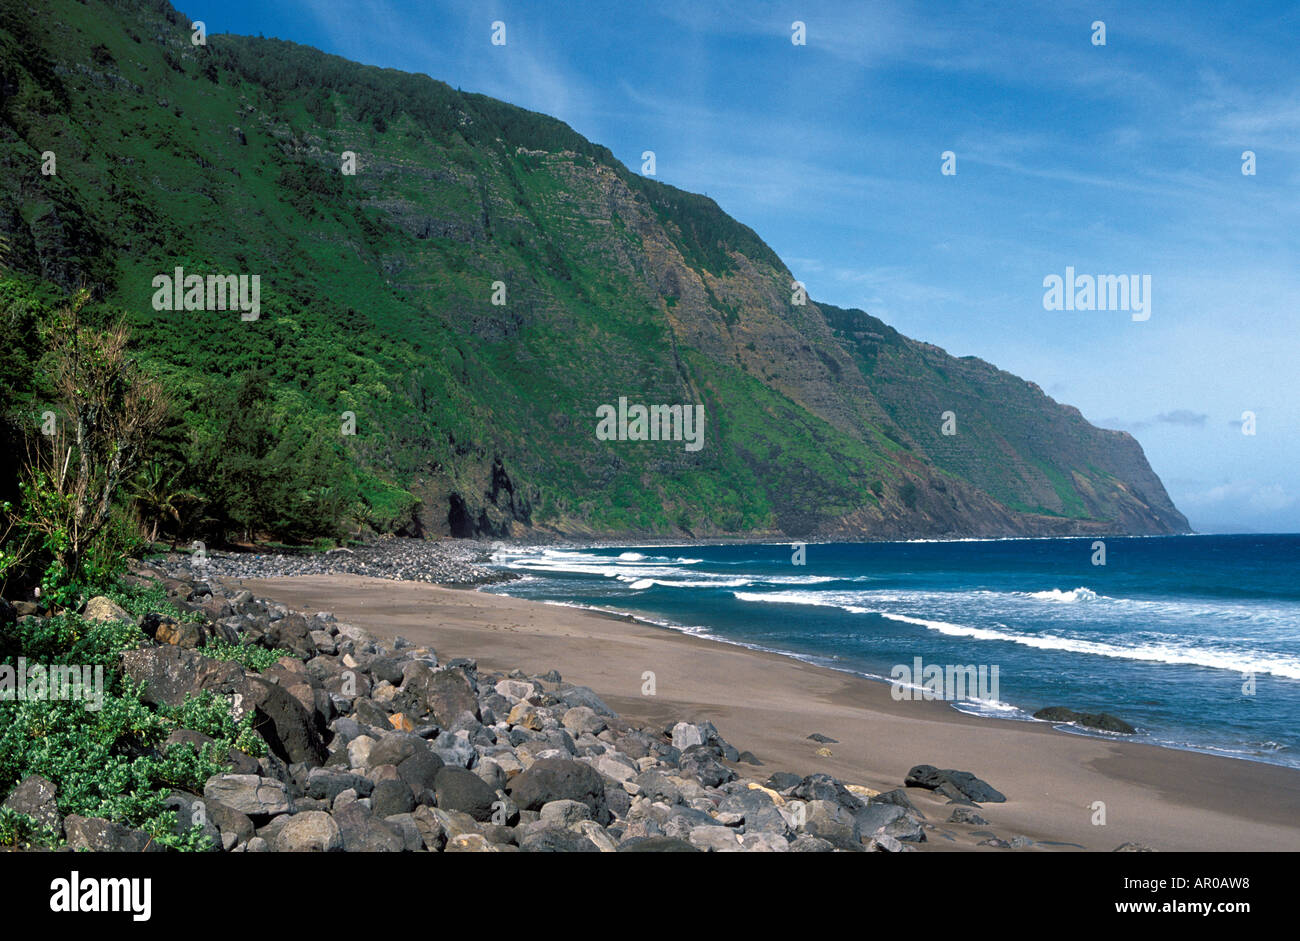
235 674 328 766
120 646 245 707
370 778 416 818
904 765 1006 803
1033 706 1136 734
790 773 865 811
678 748 736 788
406 664 479 726
766 772 803 791
433 766 498 821
508 757 609 824
333 802 403 852
306 769 373 803
397 749 446 800
874 788 925 818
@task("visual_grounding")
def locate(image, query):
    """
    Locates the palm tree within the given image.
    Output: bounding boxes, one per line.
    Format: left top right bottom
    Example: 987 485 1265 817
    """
126 461 198 545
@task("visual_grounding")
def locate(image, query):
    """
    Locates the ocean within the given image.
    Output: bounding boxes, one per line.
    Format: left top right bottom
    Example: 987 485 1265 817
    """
483 534 1300 769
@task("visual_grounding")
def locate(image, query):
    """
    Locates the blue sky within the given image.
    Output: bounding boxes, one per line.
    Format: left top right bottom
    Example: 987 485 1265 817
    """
197 0 1300 532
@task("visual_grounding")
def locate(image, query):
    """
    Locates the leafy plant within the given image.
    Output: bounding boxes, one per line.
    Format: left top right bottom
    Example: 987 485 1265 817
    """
15 291 167 597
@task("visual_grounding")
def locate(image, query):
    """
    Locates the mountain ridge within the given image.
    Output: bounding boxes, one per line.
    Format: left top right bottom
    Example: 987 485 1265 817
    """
0 0 1190 542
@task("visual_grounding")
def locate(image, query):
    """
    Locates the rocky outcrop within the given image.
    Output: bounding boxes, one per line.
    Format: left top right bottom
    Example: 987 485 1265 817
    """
1033 707 1137 734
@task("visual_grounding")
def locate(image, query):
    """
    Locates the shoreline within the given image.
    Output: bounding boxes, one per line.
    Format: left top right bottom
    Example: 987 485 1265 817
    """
491 592 1299 774
236 573 1300 852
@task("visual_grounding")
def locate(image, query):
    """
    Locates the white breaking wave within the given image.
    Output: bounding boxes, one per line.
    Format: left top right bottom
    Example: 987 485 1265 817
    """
1026 587 1099 603
734 590 875 615
733 590 1300 680
498 548 844 590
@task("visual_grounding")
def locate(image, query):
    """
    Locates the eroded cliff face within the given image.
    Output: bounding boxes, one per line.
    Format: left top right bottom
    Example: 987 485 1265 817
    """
0 0 1189 539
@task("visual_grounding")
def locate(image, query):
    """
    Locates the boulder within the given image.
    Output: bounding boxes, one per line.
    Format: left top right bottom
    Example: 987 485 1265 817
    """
856 801 925 843
405 664 479 726
397 749 446 800
233 675 328 766
1033 707 1136 734
557 685 616 717
539 799 591 827
630 771 682 805
873 788 925 818
2 774 62 835
679 749 736 788
82 596 133 623
262 612 315 659
790 773 865 811
904 765 1005 803
306 769 373 803
688 825 744 852
161 791 221 851
206 800 254 850
716 787 788 834
370 778 415 818
508 757 610 824
333 802 403 852
203 774 293 819
518 826 600 852
155 618 203 648
273 811 343 852
367 732 422 768
788 834 836 852
121 646 245 707
801 799 862 850
63 815 165 852
433 766 499 821
948 807 989 826
562 706 607 737
671 721 705 751
494 678 536 702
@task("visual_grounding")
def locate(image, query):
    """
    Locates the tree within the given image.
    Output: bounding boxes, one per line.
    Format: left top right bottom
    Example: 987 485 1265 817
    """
18 291 168 590
125 460 198 545
203 370 275 543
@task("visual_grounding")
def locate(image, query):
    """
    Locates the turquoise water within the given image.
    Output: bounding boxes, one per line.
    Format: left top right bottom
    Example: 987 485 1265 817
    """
484 534 1300 769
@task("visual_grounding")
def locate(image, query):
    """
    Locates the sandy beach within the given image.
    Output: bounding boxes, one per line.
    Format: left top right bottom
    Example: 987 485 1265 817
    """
237 574 1300 852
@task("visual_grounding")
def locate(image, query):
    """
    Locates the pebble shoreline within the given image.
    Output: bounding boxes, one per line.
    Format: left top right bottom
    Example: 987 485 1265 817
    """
168 538 514 586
